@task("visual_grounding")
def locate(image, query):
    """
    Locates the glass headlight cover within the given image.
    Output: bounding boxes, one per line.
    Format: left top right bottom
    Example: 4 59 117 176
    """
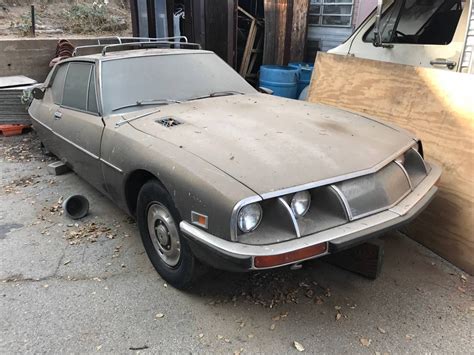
238 203 263 233
291 191 311 217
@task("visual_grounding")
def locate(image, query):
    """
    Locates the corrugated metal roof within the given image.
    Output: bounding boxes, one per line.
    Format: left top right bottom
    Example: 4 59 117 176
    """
0 76 37 89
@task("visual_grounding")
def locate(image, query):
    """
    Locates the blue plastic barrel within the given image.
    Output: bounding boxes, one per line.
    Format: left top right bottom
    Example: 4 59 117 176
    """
288 62 314 97
259 65 299 99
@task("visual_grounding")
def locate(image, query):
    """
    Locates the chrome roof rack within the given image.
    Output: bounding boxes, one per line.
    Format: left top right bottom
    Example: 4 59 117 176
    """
101 41 201 56
72 36 200 56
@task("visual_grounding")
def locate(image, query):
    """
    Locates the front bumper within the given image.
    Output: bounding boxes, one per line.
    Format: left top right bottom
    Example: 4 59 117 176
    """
180 163 441 272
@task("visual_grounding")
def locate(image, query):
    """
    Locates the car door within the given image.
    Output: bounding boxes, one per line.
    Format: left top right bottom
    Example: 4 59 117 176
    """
52 61 106 192
29 62 69 154
344 0 468 71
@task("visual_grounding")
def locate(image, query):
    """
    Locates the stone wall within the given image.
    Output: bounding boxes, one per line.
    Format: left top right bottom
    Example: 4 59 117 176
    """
0 38 99 82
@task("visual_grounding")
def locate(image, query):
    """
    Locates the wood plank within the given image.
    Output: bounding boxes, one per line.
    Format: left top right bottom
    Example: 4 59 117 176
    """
263 0 275 64
308 53 474 275
289 0 309 62
239 8 257 76
204 0 236 66
263 0 288 65
247 31 264 77
283 0 293 64
276 0 288 65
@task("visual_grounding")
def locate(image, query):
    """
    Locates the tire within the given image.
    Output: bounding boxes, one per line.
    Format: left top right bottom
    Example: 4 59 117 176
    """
136 180 196 289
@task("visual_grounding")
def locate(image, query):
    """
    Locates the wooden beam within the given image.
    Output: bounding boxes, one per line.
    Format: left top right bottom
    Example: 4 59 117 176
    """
129 0 139 37
263 0 288 65
204 0 236 66
166 0 175 37
239 9 257 76
247 31 264 77
308 53 474 275
283 0 293 64
289 0 309 62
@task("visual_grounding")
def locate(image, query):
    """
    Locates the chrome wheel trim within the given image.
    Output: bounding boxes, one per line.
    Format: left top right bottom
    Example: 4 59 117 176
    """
147 202 181 267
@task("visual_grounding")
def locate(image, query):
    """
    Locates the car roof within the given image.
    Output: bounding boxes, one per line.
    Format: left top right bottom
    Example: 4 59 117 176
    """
66 48 213 63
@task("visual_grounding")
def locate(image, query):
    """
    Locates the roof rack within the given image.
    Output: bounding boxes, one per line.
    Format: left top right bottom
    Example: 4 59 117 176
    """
101 41 201 56
72 36 200 56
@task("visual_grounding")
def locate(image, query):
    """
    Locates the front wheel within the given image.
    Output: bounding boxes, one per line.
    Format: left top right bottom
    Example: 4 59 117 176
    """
136 180 196 289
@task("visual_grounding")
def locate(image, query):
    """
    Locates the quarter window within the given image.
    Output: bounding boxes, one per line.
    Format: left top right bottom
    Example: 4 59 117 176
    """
50 63 68 105
87 69 98 114
62 63 94 112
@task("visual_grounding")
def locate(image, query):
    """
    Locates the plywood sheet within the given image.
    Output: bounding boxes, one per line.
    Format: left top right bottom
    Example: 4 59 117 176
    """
308 53 474 274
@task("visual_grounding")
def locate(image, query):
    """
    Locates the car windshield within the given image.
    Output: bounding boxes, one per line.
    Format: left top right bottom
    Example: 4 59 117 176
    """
101 52 257 115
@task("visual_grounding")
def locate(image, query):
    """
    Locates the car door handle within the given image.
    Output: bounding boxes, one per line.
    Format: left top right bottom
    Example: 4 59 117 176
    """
430 58 456 70
54 111 62 120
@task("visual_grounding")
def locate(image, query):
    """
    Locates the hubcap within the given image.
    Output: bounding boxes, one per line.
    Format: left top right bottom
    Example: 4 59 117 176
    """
147 203 181 267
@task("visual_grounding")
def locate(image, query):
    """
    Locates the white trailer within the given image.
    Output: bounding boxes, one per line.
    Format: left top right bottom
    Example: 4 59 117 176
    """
330 0 473 73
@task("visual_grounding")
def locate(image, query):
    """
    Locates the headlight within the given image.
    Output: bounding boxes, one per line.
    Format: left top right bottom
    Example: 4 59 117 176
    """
291 191 311 217
238 203 262 233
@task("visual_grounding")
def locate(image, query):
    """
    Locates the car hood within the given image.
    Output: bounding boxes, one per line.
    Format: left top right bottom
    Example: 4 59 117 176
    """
127 93 415 195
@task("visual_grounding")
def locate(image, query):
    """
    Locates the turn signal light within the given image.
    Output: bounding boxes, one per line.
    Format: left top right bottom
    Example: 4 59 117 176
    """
254 243 328 268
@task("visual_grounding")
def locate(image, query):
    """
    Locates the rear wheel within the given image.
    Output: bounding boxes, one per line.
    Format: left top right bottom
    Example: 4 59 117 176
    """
136 180 196 289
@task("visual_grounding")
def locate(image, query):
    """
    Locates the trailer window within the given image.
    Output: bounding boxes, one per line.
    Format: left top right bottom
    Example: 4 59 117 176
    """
363 0 464 45
308 0 354 27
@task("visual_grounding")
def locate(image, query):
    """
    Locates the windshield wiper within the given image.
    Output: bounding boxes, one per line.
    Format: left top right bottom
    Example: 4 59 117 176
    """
112 98 182 112
187 91 244 101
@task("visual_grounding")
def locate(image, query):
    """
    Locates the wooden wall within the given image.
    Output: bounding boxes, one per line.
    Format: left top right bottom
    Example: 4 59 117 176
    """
288 0 310 62
263 0 309 65
308 53 474 275
205 0 236 66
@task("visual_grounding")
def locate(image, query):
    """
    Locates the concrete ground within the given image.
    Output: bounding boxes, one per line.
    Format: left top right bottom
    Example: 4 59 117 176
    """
1 131 472 354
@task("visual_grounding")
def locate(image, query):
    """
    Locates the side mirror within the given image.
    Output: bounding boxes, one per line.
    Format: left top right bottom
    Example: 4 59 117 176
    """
258 87 274 95
372 0 393 49
32 87 45 100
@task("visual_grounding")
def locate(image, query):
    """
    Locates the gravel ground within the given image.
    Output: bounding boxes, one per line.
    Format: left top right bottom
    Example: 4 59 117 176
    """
0 131 472 354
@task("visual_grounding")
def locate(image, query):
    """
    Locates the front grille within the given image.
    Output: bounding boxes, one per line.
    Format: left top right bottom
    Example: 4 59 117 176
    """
334 162 412 219
237 146 428 244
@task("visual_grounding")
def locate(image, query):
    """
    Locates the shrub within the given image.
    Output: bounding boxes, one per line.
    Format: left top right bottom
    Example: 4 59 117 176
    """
9 13 34 36
62 0 127 34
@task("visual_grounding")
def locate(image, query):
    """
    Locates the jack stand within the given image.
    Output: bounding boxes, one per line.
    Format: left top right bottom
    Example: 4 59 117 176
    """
290 263 303 270
324 240 384 279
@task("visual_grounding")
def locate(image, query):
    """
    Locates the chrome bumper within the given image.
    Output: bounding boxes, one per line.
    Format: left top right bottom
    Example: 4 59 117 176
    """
180 162 441 271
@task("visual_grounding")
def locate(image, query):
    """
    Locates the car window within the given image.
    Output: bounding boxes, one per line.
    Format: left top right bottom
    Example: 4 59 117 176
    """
50 63 69 105
87 69 98 114
101 52 256 115
62 62 93 112
363 0 463 45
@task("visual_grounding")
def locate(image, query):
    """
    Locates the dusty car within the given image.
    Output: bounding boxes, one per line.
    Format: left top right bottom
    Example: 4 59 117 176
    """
29 43 441 289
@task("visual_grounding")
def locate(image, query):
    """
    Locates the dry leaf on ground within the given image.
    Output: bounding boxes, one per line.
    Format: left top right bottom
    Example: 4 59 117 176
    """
293 341 305 352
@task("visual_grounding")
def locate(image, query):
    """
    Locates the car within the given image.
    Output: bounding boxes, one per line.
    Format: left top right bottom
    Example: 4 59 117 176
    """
29 41 442 289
